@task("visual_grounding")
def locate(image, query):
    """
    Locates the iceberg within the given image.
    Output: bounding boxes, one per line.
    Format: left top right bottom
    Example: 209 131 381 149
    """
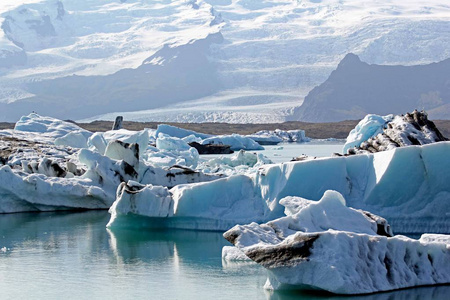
201 134 264 151
14 113 89 139
107 174 269 230
343 114 393 153
88 128 150 157
155 124 211 140
146 133 200 169
199 150 273 176
108 141 450 233
344 111 448 155
223 190 450 294
247 129 310 145
0 147 131 213
0 128 221 213
0 113 93 146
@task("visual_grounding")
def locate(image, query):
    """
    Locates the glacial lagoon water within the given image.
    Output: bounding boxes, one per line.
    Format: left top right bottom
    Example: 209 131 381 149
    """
1 142 449 299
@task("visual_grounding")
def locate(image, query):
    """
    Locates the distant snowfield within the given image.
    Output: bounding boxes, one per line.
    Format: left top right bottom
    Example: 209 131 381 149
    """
0 0 449 123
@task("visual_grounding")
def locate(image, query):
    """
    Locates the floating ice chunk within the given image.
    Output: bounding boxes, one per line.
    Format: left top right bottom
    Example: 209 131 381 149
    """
156 133 191 152
222 246 251 261
146 133 199 168
3 114 92 145
79 149 138 195
343 114 393 153
419 234 450 245
247 129 310 145
89 129 149 158
155 124 211 140
199 150 273 176
54 130 92 148
224 191 450 294
104 140 139 170
182 134 202 144
14 113 90 139
0 164 112 213
344 111 448 155
109 181 174 222
201 134 264 151
108 174 269 231
87 132 108 155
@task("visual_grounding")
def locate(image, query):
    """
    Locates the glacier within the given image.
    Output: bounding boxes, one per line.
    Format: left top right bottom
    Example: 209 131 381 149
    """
223 190 450 294
0 1 449 122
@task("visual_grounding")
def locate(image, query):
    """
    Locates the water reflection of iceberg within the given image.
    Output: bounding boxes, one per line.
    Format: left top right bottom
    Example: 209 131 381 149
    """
107 227 229 266
0 211 110 251
266 285 450 300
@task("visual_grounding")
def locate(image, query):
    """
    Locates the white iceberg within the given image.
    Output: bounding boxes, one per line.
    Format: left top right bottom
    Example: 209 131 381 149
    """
0 113 93 146
155 124 211 140
0 132 221 213
199 150 273 176
224 190 450 294
247 129 310 145
145 133 200 169
201 134 264 151
54 131 92 148
0 146 136 213
88 128 150 158
14 113 89 139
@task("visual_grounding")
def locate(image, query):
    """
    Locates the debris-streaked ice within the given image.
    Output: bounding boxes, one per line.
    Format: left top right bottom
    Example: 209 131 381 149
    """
223 190 450 294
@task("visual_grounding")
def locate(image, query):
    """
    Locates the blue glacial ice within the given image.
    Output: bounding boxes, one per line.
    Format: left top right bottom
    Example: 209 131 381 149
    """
108 141 450 233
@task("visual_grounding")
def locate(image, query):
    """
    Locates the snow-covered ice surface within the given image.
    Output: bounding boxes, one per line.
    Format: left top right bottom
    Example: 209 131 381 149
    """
223 190 450 294
108 141 450 233
0 0 449 122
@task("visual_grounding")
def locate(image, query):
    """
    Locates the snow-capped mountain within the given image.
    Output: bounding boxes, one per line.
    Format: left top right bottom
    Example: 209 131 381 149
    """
0 0 449 122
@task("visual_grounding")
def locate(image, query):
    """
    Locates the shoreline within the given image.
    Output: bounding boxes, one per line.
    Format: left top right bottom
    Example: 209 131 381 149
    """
1 119 449 139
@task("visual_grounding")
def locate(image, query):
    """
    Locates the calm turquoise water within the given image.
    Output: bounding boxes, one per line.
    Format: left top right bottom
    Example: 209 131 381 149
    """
1 211 449 300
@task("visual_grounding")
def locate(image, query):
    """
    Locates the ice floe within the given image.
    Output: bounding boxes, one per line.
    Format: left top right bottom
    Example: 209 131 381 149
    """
223 190 450 294
247 129 310 145
201 134 264 151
